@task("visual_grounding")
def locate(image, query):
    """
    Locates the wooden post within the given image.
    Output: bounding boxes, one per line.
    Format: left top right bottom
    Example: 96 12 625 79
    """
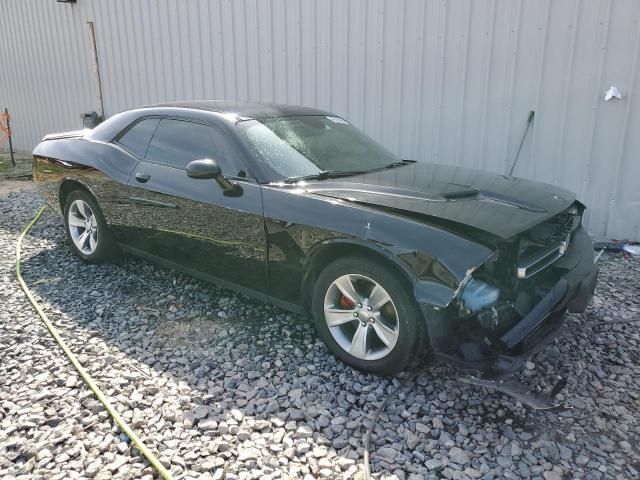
4 108 15 167
86 22 104 121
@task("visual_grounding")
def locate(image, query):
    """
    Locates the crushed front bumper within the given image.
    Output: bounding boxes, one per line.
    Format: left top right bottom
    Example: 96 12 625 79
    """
429 227 598 375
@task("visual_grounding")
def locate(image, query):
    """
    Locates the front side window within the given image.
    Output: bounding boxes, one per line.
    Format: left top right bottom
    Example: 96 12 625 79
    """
146 119 234 171
116 118 160 157
236 115 399 179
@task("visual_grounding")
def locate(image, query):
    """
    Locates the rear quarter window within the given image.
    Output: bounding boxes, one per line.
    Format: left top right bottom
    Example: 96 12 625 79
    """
115 118 160 157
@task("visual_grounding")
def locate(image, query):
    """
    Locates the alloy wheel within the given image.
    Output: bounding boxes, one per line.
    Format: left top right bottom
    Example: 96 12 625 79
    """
323 274 400 361
68 199 99 255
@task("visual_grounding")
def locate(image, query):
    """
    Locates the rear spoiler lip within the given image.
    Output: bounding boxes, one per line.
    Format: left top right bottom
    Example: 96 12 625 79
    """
42 128 90 141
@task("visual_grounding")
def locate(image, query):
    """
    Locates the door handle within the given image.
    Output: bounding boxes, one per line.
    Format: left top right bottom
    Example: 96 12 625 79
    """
135 172 151 183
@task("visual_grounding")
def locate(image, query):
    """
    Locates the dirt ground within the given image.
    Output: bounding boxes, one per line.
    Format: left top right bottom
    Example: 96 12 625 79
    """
0 178 34 195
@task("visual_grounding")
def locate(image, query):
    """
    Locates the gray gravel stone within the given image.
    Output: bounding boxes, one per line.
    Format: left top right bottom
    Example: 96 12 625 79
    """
425 458 442 470
1 184 639 480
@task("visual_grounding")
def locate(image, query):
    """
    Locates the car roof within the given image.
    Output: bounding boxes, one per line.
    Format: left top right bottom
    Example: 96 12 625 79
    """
138 100 335 120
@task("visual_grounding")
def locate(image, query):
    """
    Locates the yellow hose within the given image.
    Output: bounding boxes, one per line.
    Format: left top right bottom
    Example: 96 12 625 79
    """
16 206 173 480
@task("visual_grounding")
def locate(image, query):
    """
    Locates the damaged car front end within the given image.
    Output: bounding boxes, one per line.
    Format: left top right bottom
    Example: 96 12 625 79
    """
426 202 598 375
292 157 599 377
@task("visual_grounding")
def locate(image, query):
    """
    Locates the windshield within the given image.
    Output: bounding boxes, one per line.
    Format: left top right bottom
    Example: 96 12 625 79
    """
237 115 399 180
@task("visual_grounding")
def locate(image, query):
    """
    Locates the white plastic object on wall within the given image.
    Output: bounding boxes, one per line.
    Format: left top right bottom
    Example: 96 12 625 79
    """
604 85 622 101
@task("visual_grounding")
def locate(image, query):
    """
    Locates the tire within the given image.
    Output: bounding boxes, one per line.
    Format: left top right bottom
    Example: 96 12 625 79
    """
311 256 424 375
63 189 119 263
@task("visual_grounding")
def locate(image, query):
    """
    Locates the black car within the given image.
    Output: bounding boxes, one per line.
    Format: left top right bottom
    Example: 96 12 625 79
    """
33 101 598 375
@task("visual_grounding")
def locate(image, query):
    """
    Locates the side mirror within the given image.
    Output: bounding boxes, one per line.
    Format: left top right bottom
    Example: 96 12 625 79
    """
186 158 242 197
186 158 221 179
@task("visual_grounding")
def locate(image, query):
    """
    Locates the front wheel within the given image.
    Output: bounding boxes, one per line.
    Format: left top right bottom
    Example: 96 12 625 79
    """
311 257 424 375
63 189 119 263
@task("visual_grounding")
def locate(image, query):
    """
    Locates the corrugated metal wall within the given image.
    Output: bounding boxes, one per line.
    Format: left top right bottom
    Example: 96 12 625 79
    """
1 0 639 239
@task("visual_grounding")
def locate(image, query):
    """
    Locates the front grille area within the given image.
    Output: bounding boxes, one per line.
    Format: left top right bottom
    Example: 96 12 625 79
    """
516 204 581 279
517 234 570 279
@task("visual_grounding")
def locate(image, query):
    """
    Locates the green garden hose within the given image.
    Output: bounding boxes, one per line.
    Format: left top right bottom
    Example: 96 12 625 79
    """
16 206 173 480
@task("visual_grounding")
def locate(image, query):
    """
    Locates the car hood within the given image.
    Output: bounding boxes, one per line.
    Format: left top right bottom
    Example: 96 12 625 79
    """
298 162 576 239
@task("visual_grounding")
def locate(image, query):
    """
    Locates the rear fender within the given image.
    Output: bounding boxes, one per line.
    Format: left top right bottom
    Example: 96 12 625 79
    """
33 138 139 224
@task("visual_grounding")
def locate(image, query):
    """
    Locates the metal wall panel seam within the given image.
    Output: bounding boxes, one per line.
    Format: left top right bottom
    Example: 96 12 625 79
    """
500 0 523 174
79 1 98 105
41 2 63 134
97 0 116 113
396 1 408 155
581 0 612 217
152 1 167 102
27 1 53 143
342 2 355 118
230 0 241 101
298 1 304 107
246 0 258 101
477 0 497 170
375 0 385 141
191 2 203 99
288 0 298 105
130 0 145 105
553 0 581 186
0 7 10 100
329 0 335 113
41 2 71 137
34 2 56 138
604 5 640 233
173 0 187 100
229 0 239 100
13 0 39 146
137 0 155 102
398 0 419 158
410 0 427 157
455 0 472 167
14 1 41 146
431 0 449 162
1 2 22 142
182 0 194 100
379 0 397 151
527 0 552 180
216 0 228 99
269 2 276 101
360 0 369 130
312 0 319 107
244 0 253 100
199 0 209 100
113 0 132 108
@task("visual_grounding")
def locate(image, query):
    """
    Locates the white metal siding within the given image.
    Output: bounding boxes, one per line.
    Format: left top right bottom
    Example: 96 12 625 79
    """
1 0 639 239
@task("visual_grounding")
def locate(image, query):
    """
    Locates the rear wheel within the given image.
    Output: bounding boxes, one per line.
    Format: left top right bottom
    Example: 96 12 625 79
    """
311 256 424 375
63 190 119 263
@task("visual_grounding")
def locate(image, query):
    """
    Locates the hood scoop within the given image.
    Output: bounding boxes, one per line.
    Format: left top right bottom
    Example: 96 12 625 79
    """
442 189 545 213
441 188 478 200
311 184 545 213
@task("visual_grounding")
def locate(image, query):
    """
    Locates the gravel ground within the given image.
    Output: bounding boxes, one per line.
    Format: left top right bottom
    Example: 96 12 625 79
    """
1 183 639 480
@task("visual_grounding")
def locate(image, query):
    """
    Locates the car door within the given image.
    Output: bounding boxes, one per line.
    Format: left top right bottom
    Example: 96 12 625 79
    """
124 117 267 293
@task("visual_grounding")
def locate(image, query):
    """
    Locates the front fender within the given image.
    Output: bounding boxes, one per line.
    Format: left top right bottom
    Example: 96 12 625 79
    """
303 235 492 309
263 185 495 307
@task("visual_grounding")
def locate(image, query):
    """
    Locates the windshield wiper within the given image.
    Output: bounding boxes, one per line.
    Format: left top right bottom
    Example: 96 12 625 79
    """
283 160 415 184
283 170 369 183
